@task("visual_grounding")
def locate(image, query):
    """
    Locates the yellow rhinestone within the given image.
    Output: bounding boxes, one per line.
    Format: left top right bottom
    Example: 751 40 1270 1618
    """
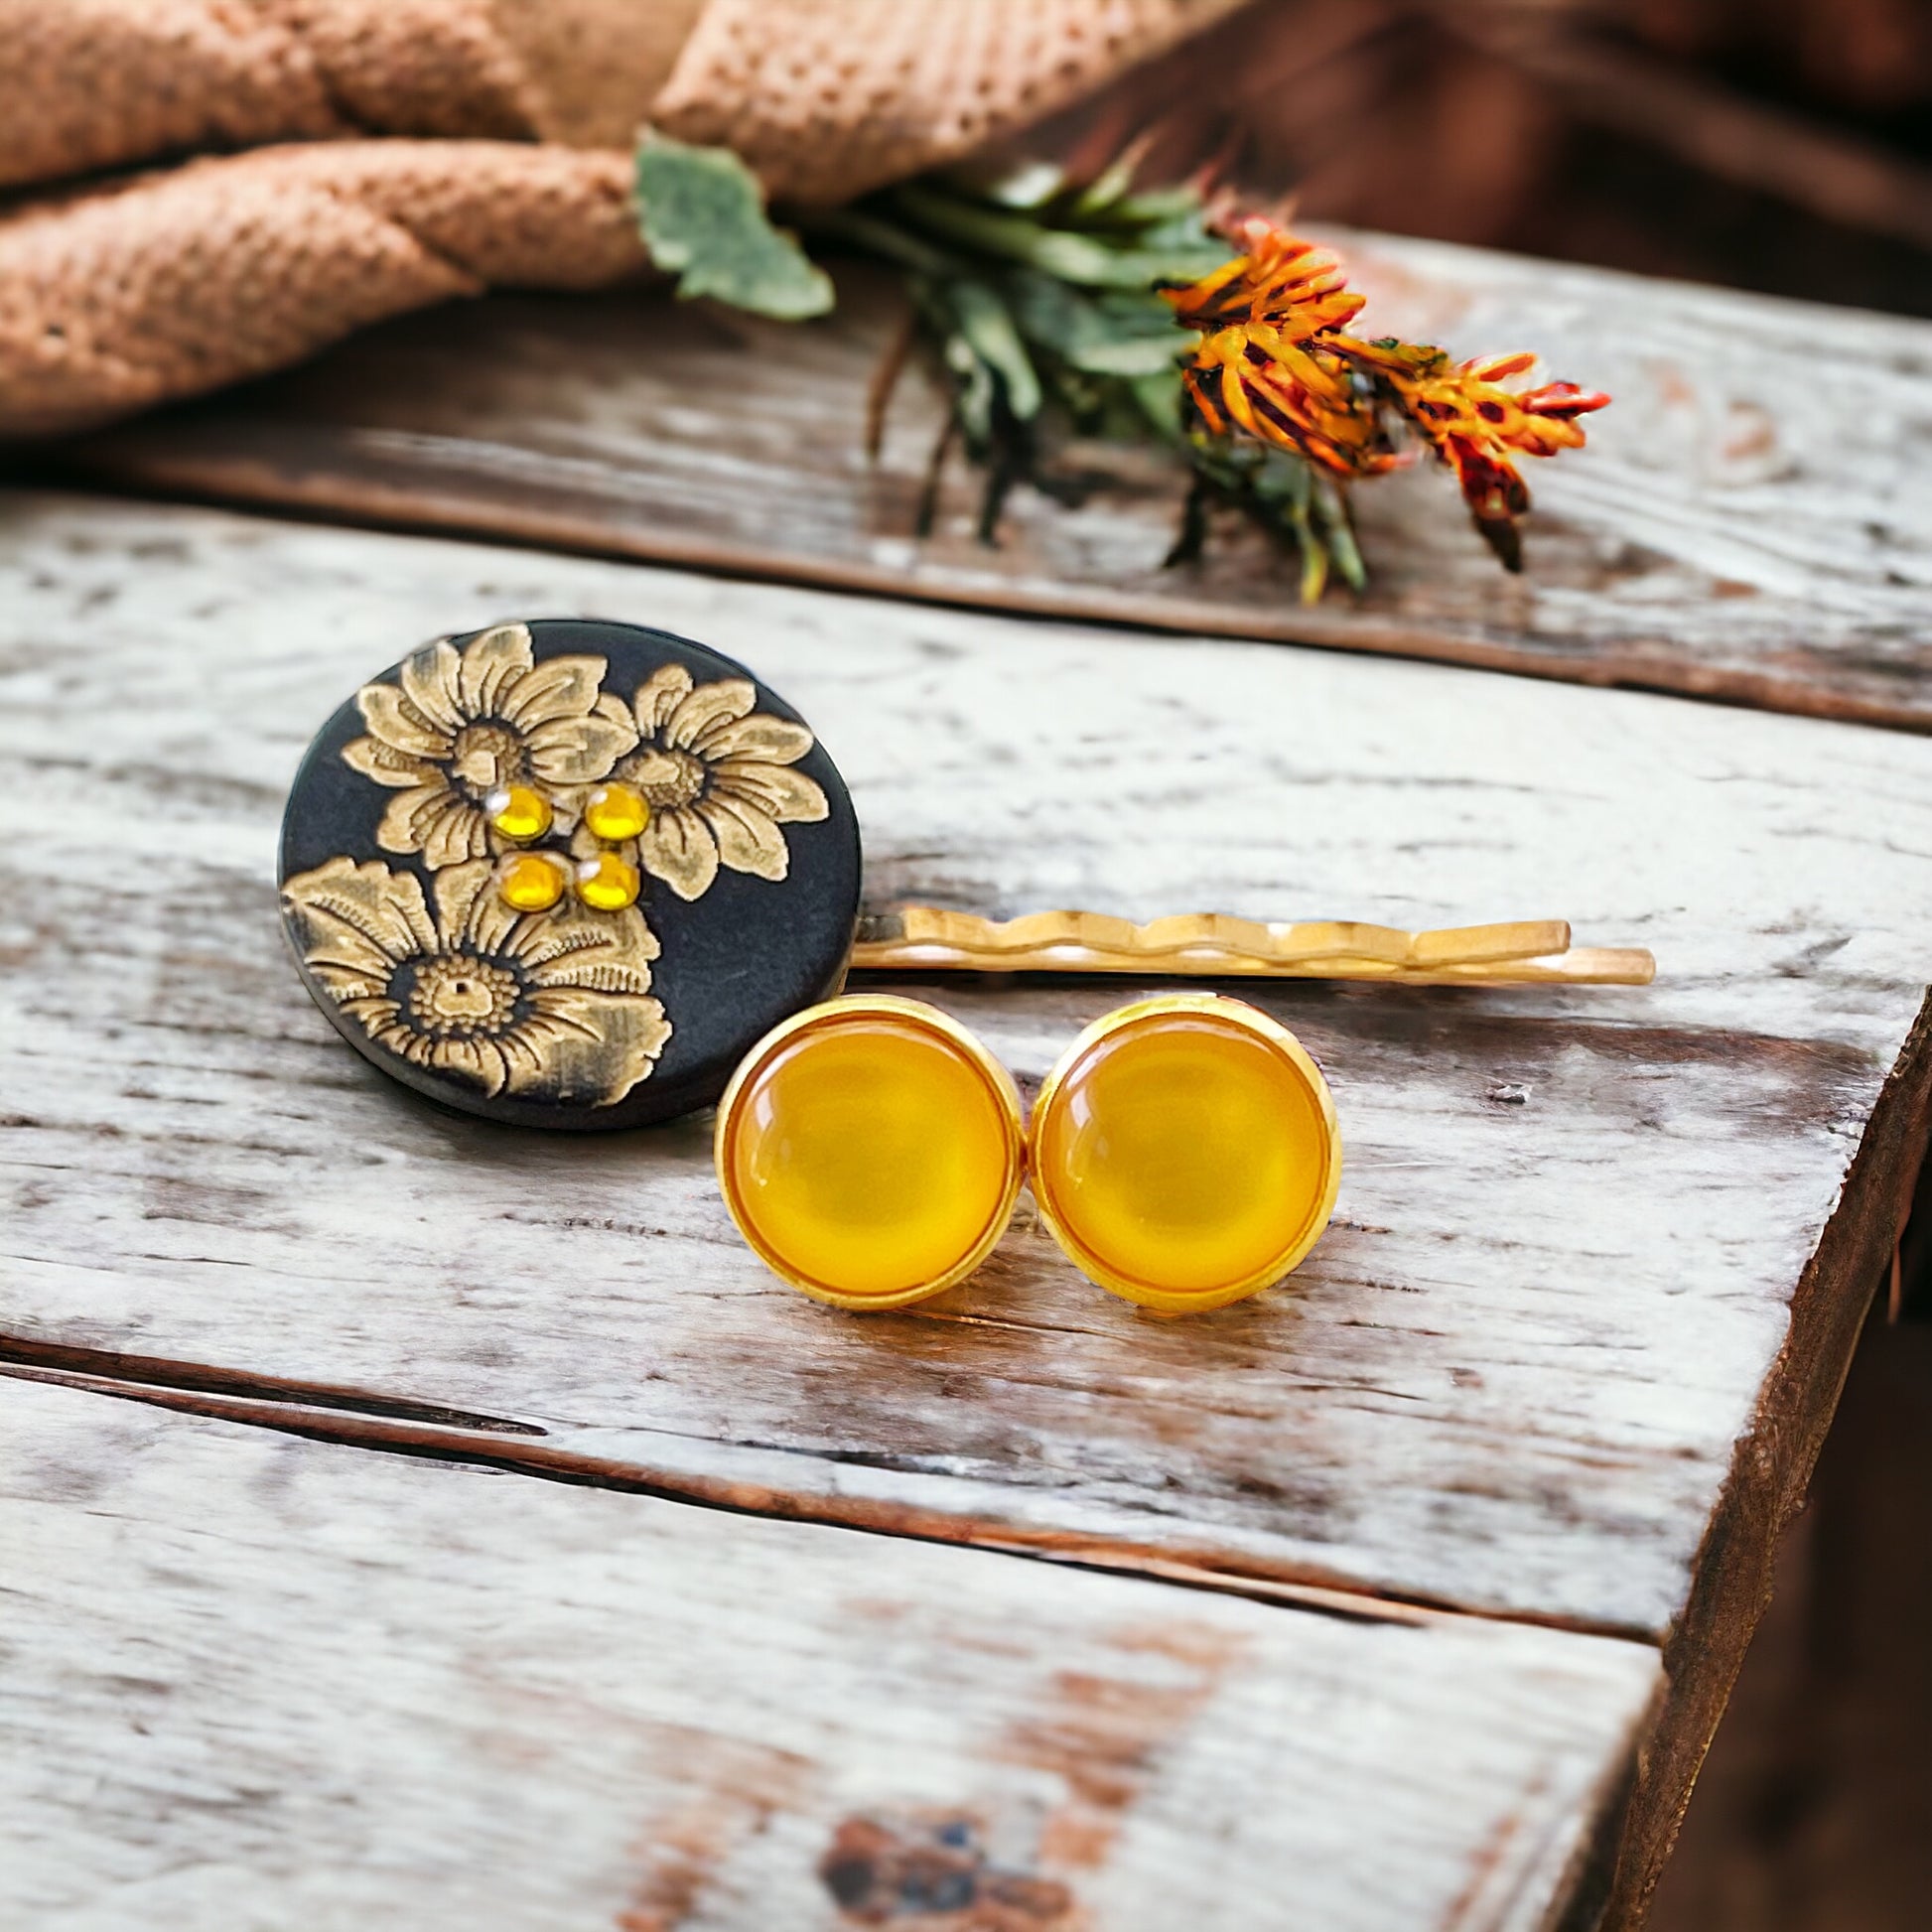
496 852 568 913
486 783 552 843
577 851 640 911
583 782 649 842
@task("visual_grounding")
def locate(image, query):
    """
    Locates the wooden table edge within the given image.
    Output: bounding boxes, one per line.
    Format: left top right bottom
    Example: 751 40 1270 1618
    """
1593 990 1932 1926
35 452 1932 739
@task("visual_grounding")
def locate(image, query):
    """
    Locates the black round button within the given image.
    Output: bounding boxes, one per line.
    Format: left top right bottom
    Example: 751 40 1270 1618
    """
278 619 861 1129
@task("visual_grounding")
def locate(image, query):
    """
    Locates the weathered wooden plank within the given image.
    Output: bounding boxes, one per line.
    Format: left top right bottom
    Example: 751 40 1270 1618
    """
2 490 1926 1662
51 235 1932 729
0 1376 1662 1932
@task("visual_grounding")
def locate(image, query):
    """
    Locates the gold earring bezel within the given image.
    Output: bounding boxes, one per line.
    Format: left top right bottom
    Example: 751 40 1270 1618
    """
714 993 1026 1311
1028 994 1343 1313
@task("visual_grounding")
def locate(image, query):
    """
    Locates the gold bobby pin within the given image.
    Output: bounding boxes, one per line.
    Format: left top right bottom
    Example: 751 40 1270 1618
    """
850 908 1655 988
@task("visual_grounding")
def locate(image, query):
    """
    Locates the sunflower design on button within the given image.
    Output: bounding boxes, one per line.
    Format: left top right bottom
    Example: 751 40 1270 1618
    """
562 663 829 903
281 855 669 1105
342 621 637 870
280 619 862 1129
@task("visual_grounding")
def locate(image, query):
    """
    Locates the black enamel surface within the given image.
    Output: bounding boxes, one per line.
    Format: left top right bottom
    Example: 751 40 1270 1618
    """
278 620 861 1129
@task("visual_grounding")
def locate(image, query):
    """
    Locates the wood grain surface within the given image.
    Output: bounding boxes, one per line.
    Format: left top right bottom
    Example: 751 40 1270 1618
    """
4 486 1927 1624
51 236 1932 731
4 491 1928 1926
0 1376 1662 1932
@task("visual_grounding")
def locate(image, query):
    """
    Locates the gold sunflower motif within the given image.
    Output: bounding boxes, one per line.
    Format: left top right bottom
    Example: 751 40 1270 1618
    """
343 622 638 870
282 856 669 1104
569 664 829 902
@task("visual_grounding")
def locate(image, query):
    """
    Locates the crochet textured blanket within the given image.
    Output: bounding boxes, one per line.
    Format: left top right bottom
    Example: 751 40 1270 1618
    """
0 0 1245 436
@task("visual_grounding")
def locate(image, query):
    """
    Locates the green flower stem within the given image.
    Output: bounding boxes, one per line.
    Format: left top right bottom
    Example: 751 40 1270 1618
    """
888 183 1227 289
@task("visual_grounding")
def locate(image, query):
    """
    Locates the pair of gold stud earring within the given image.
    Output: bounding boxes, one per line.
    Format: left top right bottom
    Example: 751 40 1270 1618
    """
713 992 1342 1315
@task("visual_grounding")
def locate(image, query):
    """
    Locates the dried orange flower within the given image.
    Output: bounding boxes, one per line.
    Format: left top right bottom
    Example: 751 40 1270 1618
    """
1166 216 1609 571
1163 221 1389 481
1163 217 1366 340
1334 340 1610 568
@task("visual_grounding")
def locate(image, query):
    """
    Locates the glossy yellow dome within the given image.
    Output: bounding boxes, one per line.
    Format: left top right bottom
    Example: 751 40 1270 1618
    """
1030 996 1340 1311
583 782 650 842
575 850 641 910
495 851 568 912
716 996 1024 1309
485 783 552 843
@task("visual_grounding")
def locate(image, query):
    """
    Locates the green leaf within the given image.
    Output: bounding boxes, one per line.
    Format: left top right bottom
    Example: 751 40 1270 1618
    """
634 132 834 320
1312 475 1367 592
890 185 1228 289
970 159 1068 209
804 206 955 277
1003 271 1182 377
1111 187 1211 228
1129 369 1186 439
950 340 998 450
1252 448 1313 512
946 280 1042 421
1068 146 1144 219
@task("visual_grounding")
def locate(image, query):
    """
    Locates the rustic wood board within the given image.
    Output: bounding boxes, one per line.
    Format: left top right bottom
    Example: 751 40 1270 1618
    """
5 489 1928 1925
2 488 1926 1645
0 1377 1661 1932
51 235 1932 731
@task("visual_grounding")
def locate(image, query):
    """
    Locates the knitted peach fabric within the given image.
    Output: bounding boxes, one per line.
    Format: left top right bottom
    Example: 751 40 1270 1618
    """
651 0 1252 206
0 143 641 436
0 0 1248 436
0 1 705 189
0 0 1241 197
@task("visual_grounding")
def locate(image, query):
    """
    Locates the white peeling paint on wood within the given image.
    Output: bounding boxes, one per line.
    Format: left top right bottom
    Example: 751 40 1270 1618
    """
0 494 1928 1641
0 1377 1659 1932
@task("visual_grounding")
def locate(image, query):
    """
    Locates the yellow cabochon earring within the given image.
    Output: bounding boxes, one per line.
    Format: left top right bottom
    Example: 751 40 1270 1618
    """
714 995 1026 1311
714 993 1340 1312
1028 995 1340 1312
